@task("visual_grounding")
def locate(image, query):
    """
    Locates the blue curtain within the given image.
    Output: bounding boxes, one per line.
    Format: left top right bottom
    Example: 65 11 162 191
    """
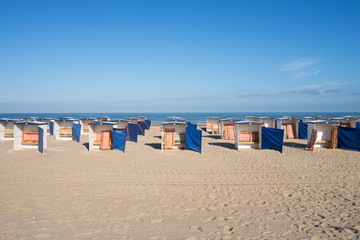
187 123 197 129
38 127 43 154
113 128 127 152
298 121 308 139
128 123 138 143
275 120 278 129
50 121 54 135
338 126 360 152
138 121 146 136
185 126 202 153
356 122 360 129
261 127 284 153
72 123 81 143
145 119 151 130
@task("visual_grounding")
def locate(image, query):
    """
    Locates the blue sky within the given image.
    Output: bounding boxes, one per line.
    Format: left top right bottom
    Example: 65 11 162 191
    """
0 0 359 112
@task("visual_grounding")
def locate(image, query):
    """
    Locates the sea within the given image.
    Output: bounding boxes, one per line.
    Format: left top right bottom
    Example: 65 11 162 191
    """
0 112 359 123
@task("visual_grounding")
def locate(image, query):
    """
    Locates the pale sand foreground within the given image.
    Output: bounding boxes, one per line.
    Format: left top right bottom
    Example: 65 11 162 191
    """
0 126 360 240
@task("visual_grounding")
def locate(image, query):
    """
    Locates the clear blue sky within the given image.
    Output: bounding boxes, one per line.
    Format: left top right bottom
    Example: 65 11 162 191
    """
1 0 359 112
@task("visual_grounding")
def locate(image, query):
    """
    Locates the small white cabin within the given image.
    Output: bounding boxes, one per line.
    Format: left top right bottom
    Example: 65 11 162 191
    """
37 118 54 135
97 116 110 122
54 119 79 141
332 117 357 128
80 117 97 135
161 122 187 150
220 118 241 140
206 117 221 134
22 117 38 122
245 116 259 122
235 121 262 150
276 118 300 139
307 120 340 149
89 122 116 151
0 119 20 141
301 117 315 123
258 117 276 128
13 122 47 151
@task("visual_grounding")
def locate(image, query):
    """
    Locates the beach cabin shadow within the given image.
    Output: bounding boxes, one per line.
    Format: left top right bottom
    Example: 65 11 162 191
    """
208 142 235 150
83 142 90 150
153 136 161 139
145 143 161 150
204 135 222 139
283 141 307 150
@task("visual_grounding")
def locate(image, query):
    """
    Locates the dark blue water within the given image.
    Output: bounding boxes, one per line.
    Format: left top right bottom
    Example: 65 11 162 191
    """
0 112 359 123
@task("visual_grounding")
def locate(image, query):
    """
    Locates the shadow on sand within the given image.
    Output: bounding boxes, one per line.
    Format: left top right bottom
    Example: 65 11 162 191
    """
283 141 307 150
208 142 235 150
145 143 161 150
82 143 89 150
153 136 162 139
204 135 222 139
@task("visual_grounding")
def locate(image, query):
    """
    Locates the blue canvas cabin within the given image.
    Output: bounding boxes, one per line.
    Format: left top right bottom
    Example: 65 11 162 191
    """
235 121 262 150
54 118 79 141
276 117 300 139
134 116 152 130
332 117 357 128
22 117 38 122
88 122 117 151
245 116 260 122
125 117 146 136
13 122 47 153
80 117 97 135
38 118 55 135
258 117 276 128
0 118 20 141
220 118 241 140
307 120 340 149
206 117 221 134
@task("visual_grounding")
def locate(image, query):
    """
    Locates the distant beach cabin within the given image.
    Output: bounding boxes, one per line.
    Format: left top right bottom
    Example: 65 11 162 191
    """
80 117 97 135
276 117 300 139
97 116 110 122
307 120 340 149
165 117 187 123
220 118 241 140
0 119 20 141
37 118 54 135
235 121 262 150
315 116 332 120
54 119 79 141
206 117 221 134
245 116 259 122
301 117 315 123
258 117 276 128
332 117 357 128
22 117 38 122
13 122 47 152
88 122 116 151
161 122 187 150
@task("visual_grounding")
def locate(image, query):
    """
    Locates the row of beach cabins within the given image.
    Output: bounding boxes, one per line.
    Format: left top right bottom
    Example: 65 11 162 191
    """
206 115 360 152
1 115 360 154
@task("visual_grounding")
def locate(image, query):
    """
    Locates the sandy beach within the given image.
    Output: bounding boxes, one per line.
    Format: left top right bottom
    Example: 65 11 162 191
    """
0 125 359 239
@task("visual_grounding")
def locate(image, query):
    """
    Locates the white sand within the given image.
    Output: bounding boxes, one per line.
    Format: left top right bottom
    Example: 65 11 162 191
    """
0 125 359 239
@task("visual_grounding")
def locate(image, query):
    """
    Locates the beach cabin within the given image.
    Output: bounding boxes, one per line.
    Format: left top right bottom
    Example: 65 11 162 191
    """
276 117 300 139
235 121 262 150
307 120 340 149
80 117 97 135
245 116 259 122
161 122 187 150
37 118 54 135
58 117 74 120
333 117 357 128
258 117 276 128
220 118 241 140
206 117 221 134
88 122 116 151
13 122 47 152
22 117 38 122
165 117 187 123
0 119 20 141
301 117 315 123
315 116 332 120
54 119 79 141
97 116 110 122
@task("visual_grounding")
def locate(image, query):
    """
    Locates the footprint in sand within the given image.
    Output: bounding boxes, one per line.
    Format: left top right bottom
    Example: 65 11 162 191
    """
189 226 202 232
150 218 165 224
